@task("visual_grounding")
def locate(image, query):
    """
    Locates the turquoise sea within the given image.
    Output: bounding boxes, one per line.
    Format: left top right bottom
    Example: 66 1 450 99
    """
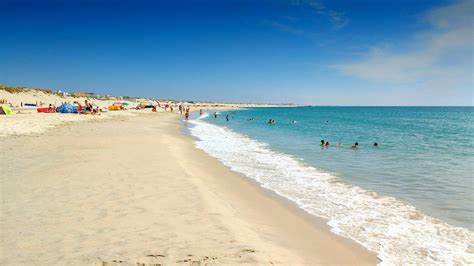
188 107 473 264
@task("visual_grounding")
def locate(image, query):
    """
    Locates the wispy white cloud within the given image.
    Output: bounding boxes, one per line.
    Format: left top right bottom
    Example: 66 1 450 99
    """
266 0 347 36
264 20 305 35
291 0 348 30
423 0 472 29
332 0 473 100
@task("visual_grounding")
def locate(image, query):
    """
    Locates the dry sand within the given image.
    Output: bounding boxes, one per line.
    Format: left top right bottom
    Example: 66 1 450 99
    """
0 112 377 265
0 111 141 137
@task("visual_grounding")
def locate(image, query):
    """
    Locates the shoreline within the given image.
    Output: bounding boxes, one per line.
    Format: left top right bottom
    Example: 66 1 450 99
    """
183 113 381 261
182 112 377 254
177 113 379 263
1 112 377 264
186 108 474 265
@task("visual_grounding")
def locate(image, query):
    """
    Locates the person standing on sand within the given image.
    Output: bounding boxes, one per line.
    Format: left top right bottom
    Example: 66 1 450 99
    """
185 110 189 120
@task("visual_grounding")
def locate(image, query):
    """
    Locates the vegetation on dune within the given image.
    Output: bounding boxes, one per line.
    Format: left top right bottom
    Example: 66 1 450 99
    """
1 85 30 94
0 85 57 95
1 84 295 105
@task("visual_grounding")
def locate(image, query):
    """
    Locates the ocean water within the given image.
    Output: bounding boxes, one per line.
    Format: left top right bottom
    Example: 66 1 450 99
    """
188 107 474 264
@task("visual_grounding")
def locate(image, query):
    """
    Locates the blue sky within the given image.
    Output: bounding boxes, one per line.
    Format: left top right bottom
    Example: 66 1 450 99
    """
1 0 472 105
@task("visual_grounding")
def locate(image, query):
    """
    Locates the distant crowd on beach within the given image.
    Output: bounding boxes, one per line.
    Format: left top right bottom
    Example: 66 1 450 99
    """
6 97 211 116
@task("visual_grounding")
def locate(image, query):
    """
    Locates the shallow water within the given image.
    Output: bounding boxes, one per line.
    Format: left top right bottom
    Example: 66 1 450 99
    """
189 107 474 264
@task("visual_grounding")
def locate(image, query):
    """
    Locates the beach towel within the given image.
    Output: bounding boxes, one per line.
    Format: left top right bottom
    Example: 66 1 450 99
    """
0 105 15 115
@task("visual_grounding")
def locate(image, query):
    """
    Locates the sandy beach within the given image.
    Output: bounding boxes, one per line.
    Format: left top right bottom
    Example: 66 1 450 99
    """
1 112 377 265
2 0 472 263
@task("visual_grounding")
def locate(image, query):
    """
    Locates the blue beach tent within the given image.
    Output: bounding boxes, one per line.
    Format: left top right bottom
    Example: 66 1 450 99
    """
57 103 78 113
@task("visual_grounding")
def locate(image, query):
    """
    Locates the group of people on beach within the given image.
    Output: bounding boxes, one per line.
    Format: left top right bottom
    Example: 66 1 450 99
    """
39 100 100 114
177 104 191 120
164 104 175 112
75 100 100 114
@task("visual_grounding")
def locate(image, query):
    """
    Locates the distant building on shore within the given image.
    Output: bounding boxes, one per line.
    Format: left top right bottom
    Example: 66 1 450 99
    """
98 95 124 100
73 91 95 98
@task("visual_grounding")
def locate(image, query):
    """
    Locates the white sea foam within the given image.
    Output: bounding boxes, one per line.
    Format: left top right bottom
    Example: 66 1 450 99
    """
199 113 210 119
188 118 474 265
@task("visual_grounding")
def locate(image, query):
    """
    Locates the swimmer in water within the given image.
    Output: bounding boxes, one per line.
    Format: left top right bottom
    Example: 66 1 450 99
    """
374 142 378 146
325 141 330 147
226 114 229 121
291 120 297 123
352 142 359 148
214 112 217 118
320 140 325 146
336 143 342 147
